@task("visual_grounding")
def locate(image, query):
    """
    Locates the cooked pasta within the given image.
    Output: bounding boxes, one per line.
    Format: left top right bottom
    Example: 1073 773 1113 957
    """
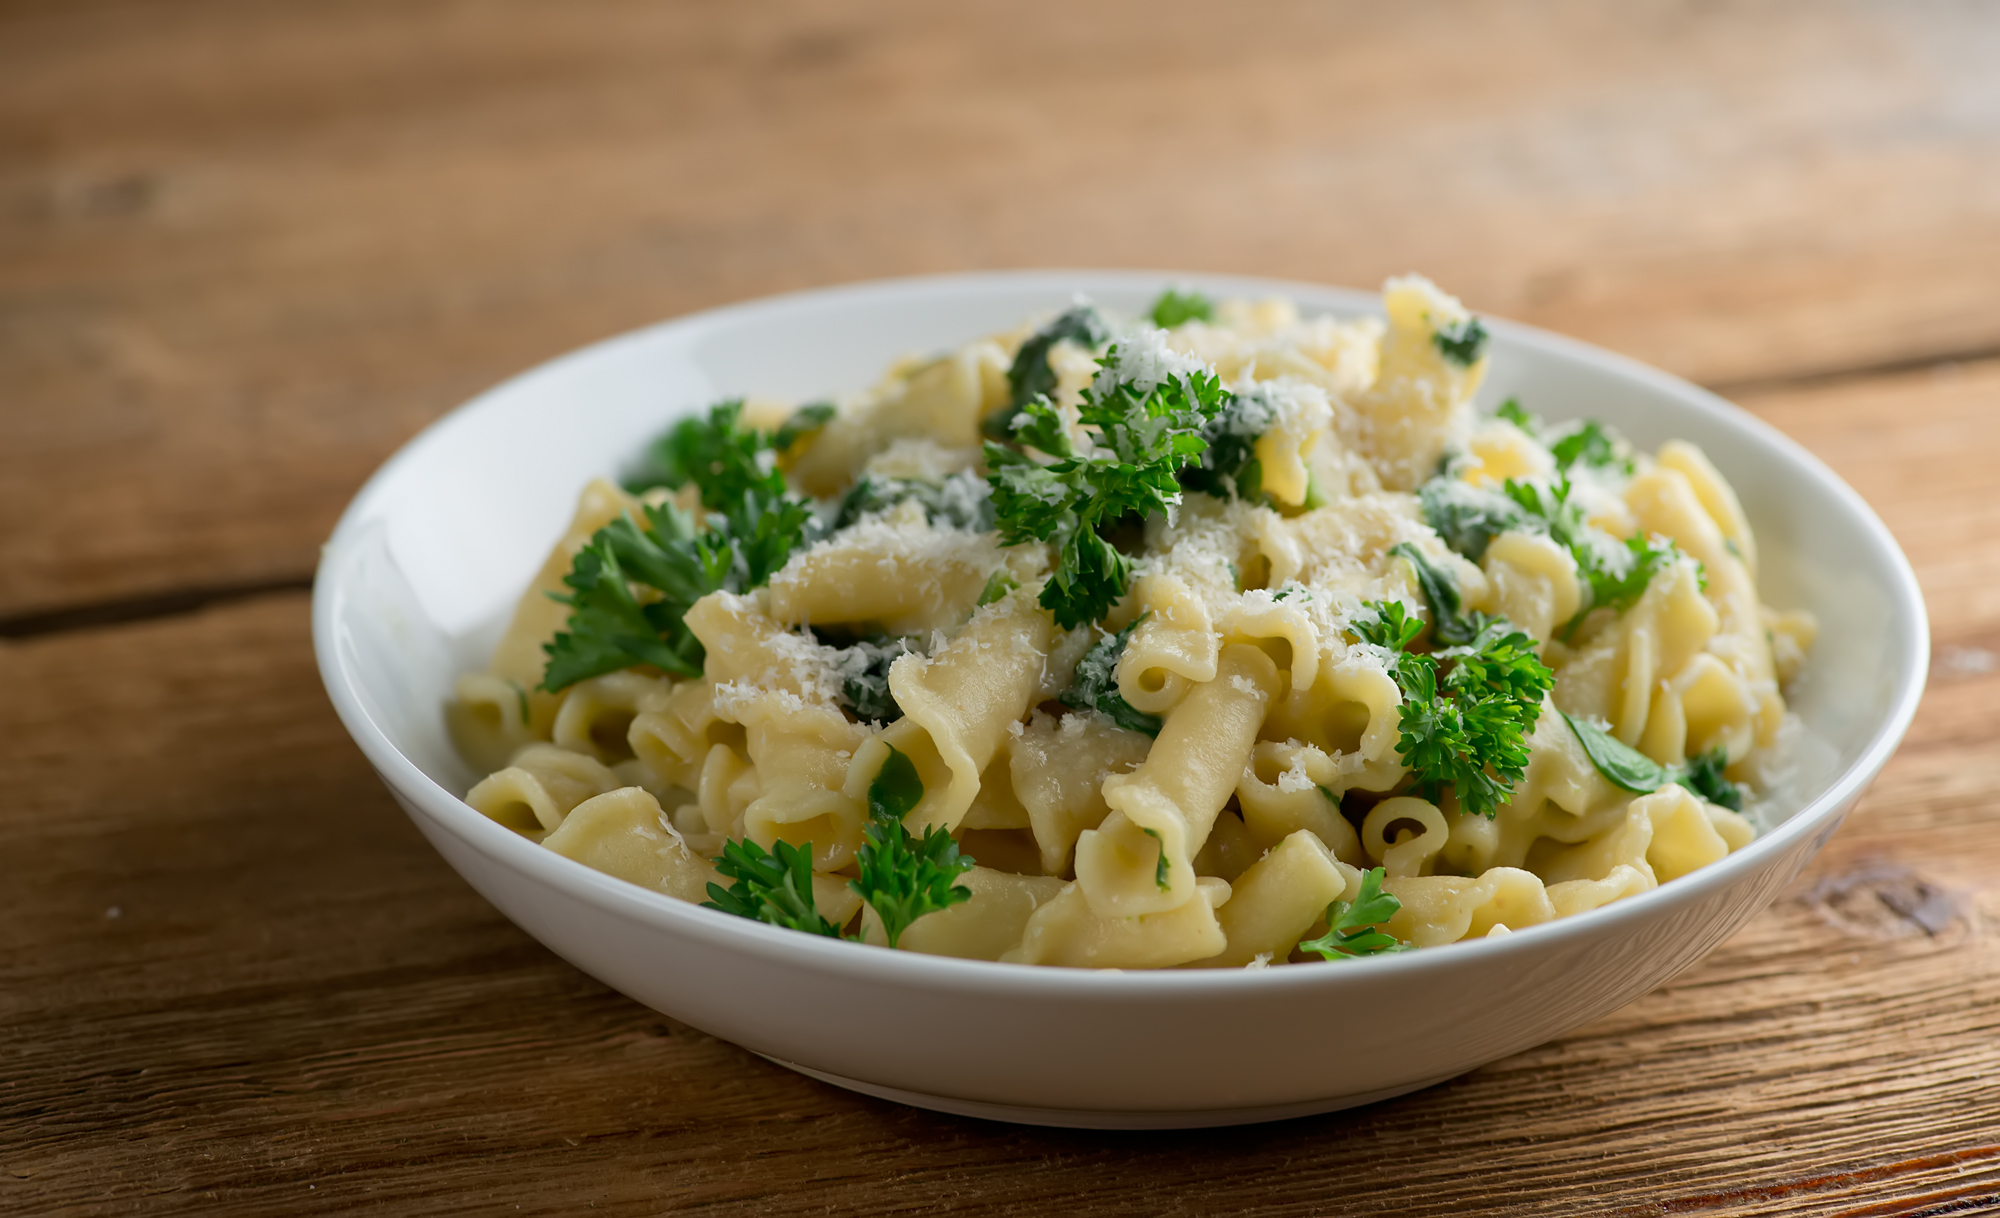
449 276 1812 969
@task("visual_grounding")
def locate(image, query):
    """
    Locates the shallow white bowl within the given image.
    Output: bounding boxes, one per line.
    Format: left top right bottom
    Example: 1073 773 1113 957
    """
313 271 1927 1128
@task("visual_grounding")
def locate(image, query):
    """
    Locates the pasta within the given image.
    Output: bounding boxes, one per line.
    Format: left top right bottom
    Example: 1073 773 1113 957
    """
449 276 1813 970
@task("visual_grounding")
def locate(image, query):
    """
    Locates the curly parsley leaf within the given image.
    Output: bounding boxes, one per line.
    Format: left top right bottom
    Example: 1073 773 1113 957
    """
1298 867 1410 960
1353 601 1554 819
625 399 785 505
850 744 975 948
826 635 919 724
986 352 1229 628
1003 305 1110 417
1562 713 1747 810
703 837 844 937
772 401 836 450
1149 287 1214 328
1059 617 1163 736
1495 397 1535 431
1499 476 1680 635
542 492 813 693
976 570 1019 607
1492 399 1633 476
1433 317 1490 367
1388 541 1479 646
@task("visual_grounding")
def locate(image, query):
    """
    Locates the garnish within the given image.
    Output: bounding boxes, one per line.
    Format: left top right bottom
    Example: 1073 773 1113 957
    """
1178 385 1274 502
850 744 976 948
1499 476 1680 634
1560 713 1746 810
998 305 1111 426
1298 867 1410 960
985 344 1229 628
772 401 836 450
703 837 843 937
545 402 819 692
1418 478 1525 563
831 472 994 532
1149 287 1214 328
624 399 784 505
1388 541 1477 646
1351 600 1554 820
1432 317 1490 367
976 570 1020 606
1492 398 1634 476
830 635 919 724
1058 618 1164 737
1141 826 1170 890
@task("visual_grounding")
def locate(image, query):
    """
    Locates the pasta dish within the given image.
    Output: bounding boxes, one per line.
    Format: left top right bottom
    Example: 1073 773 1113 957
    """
447 278 1815 969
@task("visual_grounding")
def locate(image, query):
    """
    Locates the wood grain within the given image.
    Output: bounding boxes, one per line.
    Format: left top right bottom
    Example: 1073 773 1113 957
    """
7 0 2000 618
4 359 1998 1216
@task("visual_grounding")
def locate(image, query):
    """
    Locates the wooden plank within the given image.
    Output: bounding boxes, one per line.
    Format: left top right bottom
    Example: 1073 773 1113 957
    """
3 362 1998 1214
6 0 2000 617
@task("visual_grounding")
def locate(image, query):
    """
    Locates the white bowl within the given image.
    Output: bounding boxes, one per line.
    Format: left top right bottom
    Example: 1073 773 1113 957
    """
313 271 1927 1129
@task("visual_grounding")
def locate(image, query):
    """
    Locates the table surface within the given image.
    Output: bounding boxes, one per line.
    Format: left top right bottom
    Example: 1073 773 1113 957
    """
5 2 1998 1214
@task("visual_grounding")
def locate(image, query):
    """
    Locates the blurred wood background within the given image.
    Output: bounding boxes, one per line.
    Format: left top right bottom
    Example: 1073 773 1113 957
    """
4 1 1997 1213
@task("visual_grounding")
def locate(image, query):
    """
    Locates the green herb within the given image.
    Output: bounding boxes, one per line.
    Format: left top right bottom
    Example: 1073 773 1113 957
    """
1298 867 1410 960
511 681 531 726
830 635 918 724
985 349 1228 628
1388 541 1477 646
772 401 837 450
1003 305 1110 417
1500 477 1678 635
1141 826 1170 890
1058 618 1164 737
1352 601 1554 820
1492 399 1632 475
703 837 843 937
1496 397 1535 431
1178 386 1272 502
976 570 1019 606
624 399 784 505
1678 745 1746 811
1561 712 1748 810
541 491 812 692
850 744 976 948
1433 317 1490 367
1149 287 1214 328
831 473 994 532
1418 477 1526 563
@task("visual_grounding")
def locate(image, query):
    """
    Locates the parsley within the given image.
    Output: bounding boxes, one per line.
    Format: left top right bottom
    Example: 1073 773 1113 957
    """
625 399 784 504
829 635 919 724
1352 601 1554 820
1388 541 1478 646
1141 826 1170 890
850 744 976 948
1433 317 1490 367
1492 399 1633 476
1499 477 1678 635
542 491 813 692
1561 712 1746 810
995 305 1111 433
1298 867 1410 960
1418 478 1525 563
831 472 994 532
703 837 844 937
985 349 1228 628
1149 287 1214 328
1058 618 1164 737
976 570 1019 606
772 401 836 450
1179 386 1274 502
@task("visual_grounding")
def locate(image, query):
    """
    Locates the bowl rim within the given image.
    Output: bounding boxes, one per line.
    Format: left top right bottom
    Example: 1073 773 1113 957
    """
312 267 1930 997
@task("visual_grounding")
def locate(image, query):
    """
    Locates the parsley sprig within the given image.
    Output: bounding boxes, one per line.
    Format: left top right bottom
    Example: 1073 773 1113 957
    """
984 348 1230 628
1352 600 1553 819
1298 867 1410 960
987 305 1111 438
850 745 976 948
543 403 818 692
1148 287 1214 328
703 837 844 937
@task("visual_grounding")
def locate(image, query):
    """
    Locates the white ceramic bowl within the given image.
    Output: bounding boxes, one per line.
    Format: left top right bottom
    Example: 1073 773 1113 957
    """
313 271 1927 1129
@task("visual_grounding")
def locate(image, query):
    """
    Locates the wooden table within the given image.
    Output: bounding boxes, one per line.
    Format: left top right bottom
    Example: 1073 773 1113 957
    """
5 2 1997 1213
